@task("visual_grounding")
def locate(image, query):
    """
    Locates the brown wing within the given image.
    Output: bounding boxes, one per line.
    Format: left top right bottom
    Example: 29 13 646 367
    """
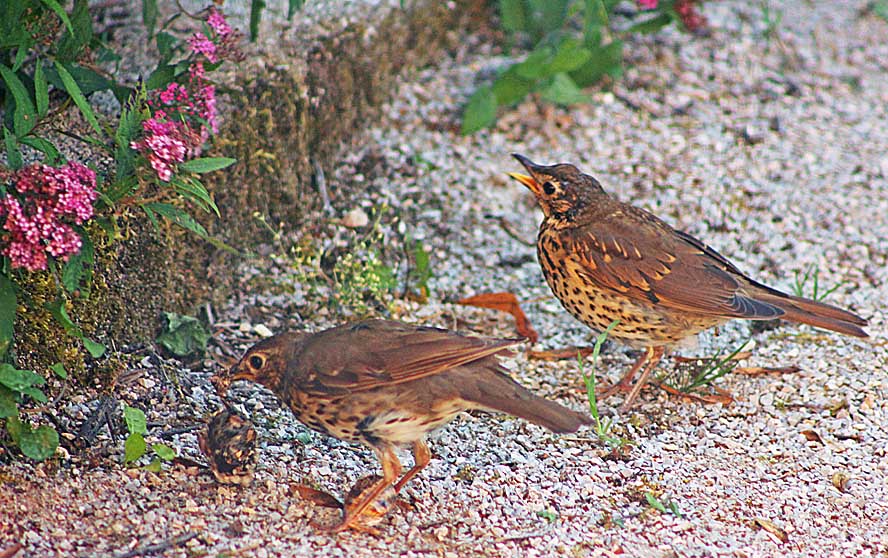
292 320 523 395
559 207 786 319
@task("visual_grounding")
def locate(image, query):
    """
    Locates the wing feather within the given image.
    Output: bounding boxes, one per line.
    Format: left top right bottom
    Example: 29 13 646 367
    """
559 209 786 319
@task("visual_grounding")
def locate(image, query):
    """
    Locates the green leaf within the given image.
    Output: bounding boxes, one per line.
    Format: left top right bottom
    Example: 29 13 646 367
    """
124 432 147 463
514 46 554 80
20 386 48 403
38 0 75 34
0 273 16 358
0 385 17 418
287 0 305 19
499 0 527 34
646 492 667 513
61 230 94 293
142 204 161 231
539 73 590 105
875 0 888 21
627 12 673 34
123 405 147 435
142 0 158 37
103 176 139 205
3 126 23 169
45 63 114 96
114 85 147 181
50 363 68 379
0 63 37 136
45 297 81 337
143 457 162 472
156 312 210 357
155 32 177 64
583 0 609 45
461 86 498 135
34 60 49 116
17 423 59 461
6 415 23 443
171 176 220 216
570 40 623 87
492 68 534 107
142 203 208 238
250 0 266 42
548 38 593 74
54 61 103 136
527 0 570 40
13 43 29 72
54 0 93 62
83 337 106 358
145 64 175 91
0 363 45 392
152 443 176 461
20 136 61 164
179 157 236 174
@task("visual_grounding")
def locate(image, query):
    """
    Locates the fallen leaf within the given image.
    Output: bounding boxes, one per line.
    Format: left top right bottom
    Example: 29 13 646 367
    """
673 351 752 363
0 543 24 558
800 429 823 444
752 517 788 543
654 381 734 405
457 292 538 343
340 207 369 228
831 472 851 492
734 365 800 375
292 484 342 509
527 346 595 361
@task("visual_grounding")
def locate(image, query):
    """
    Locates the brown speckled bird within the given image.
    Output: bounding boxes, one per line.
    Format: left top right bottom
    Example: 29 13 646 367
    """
198 408 258 486
212 319 591 532
509 153 868 410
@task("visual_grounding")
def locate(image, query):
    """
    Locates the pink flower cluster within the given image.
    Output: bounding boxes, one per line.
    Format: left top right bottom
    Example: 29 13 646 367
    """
187 7 243 65
675 0 707 32
132 8 240 182
1 162 98 271
637 0 658 9
131 116 195 182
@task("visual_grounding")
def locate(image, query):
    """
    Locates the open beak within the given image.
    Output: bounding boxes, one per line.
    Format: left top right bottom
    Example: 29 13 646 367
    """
508 153 543 196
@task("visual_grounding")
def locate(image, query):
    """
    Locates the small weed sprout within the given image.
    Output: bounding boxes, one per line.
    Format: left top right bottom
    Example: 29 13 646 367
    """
759 0 784 45
669 339 751 394
791 264 847 302
579 320 627 447
645 492 683 518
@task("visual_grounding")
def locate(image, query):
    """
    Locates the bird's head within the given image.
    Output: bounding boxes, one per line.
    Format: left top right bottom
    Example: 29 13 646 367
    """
211 331 309 396
508 153 605 219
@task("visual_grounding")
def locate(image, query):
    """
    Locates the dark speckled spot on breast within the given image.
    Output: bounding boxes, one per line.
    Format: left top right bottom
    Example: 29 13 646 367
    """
357 415 380 445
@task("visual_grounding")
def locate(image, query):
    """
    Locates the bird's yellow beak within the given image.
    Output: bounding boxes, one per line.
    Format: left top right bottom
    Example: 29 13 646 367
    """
508 172 542 196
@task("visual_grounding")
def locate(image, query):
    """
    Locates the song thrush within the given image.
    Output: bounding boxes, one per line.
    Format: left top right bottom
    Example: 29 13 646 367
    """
211 319 591 532
509 153 868 410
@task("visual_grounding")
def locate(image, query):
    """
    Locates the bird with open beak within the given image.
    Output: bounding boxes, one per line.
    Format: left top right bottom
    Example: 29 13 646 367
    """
509 153 867 410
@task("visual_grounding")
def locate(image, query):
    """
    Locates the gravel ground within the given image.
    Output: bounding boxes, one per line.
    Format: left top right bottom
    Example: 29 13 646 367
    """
3 1 887 557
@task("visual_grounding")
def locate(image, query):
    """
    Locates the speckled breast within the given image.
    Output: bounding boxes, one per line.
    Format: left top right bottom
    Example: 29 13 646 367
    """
537 227 722 347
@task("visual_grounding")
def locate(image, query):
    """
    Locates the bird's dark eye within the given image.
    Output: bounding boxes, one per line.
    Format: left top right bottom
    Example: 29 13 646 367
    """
542 181 557 195
248 355 264 369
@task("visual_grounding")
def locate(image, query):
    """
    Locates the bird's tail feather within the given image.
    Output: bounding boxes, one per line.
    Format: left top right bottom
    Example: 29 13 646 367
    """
755 290 868 338
458 363 592 433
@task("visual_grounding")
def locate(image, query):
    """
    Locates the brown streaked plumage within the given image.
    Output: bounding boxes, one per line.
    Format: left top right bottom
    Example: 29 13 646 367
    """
212 319 591 532
509 153 868 410
198 408 258 486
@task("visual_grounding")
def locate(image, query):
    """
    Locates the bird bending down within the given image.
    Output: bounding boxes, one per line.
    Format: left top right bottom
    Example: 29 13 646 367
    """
508 153 868 411
212 319 591 532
